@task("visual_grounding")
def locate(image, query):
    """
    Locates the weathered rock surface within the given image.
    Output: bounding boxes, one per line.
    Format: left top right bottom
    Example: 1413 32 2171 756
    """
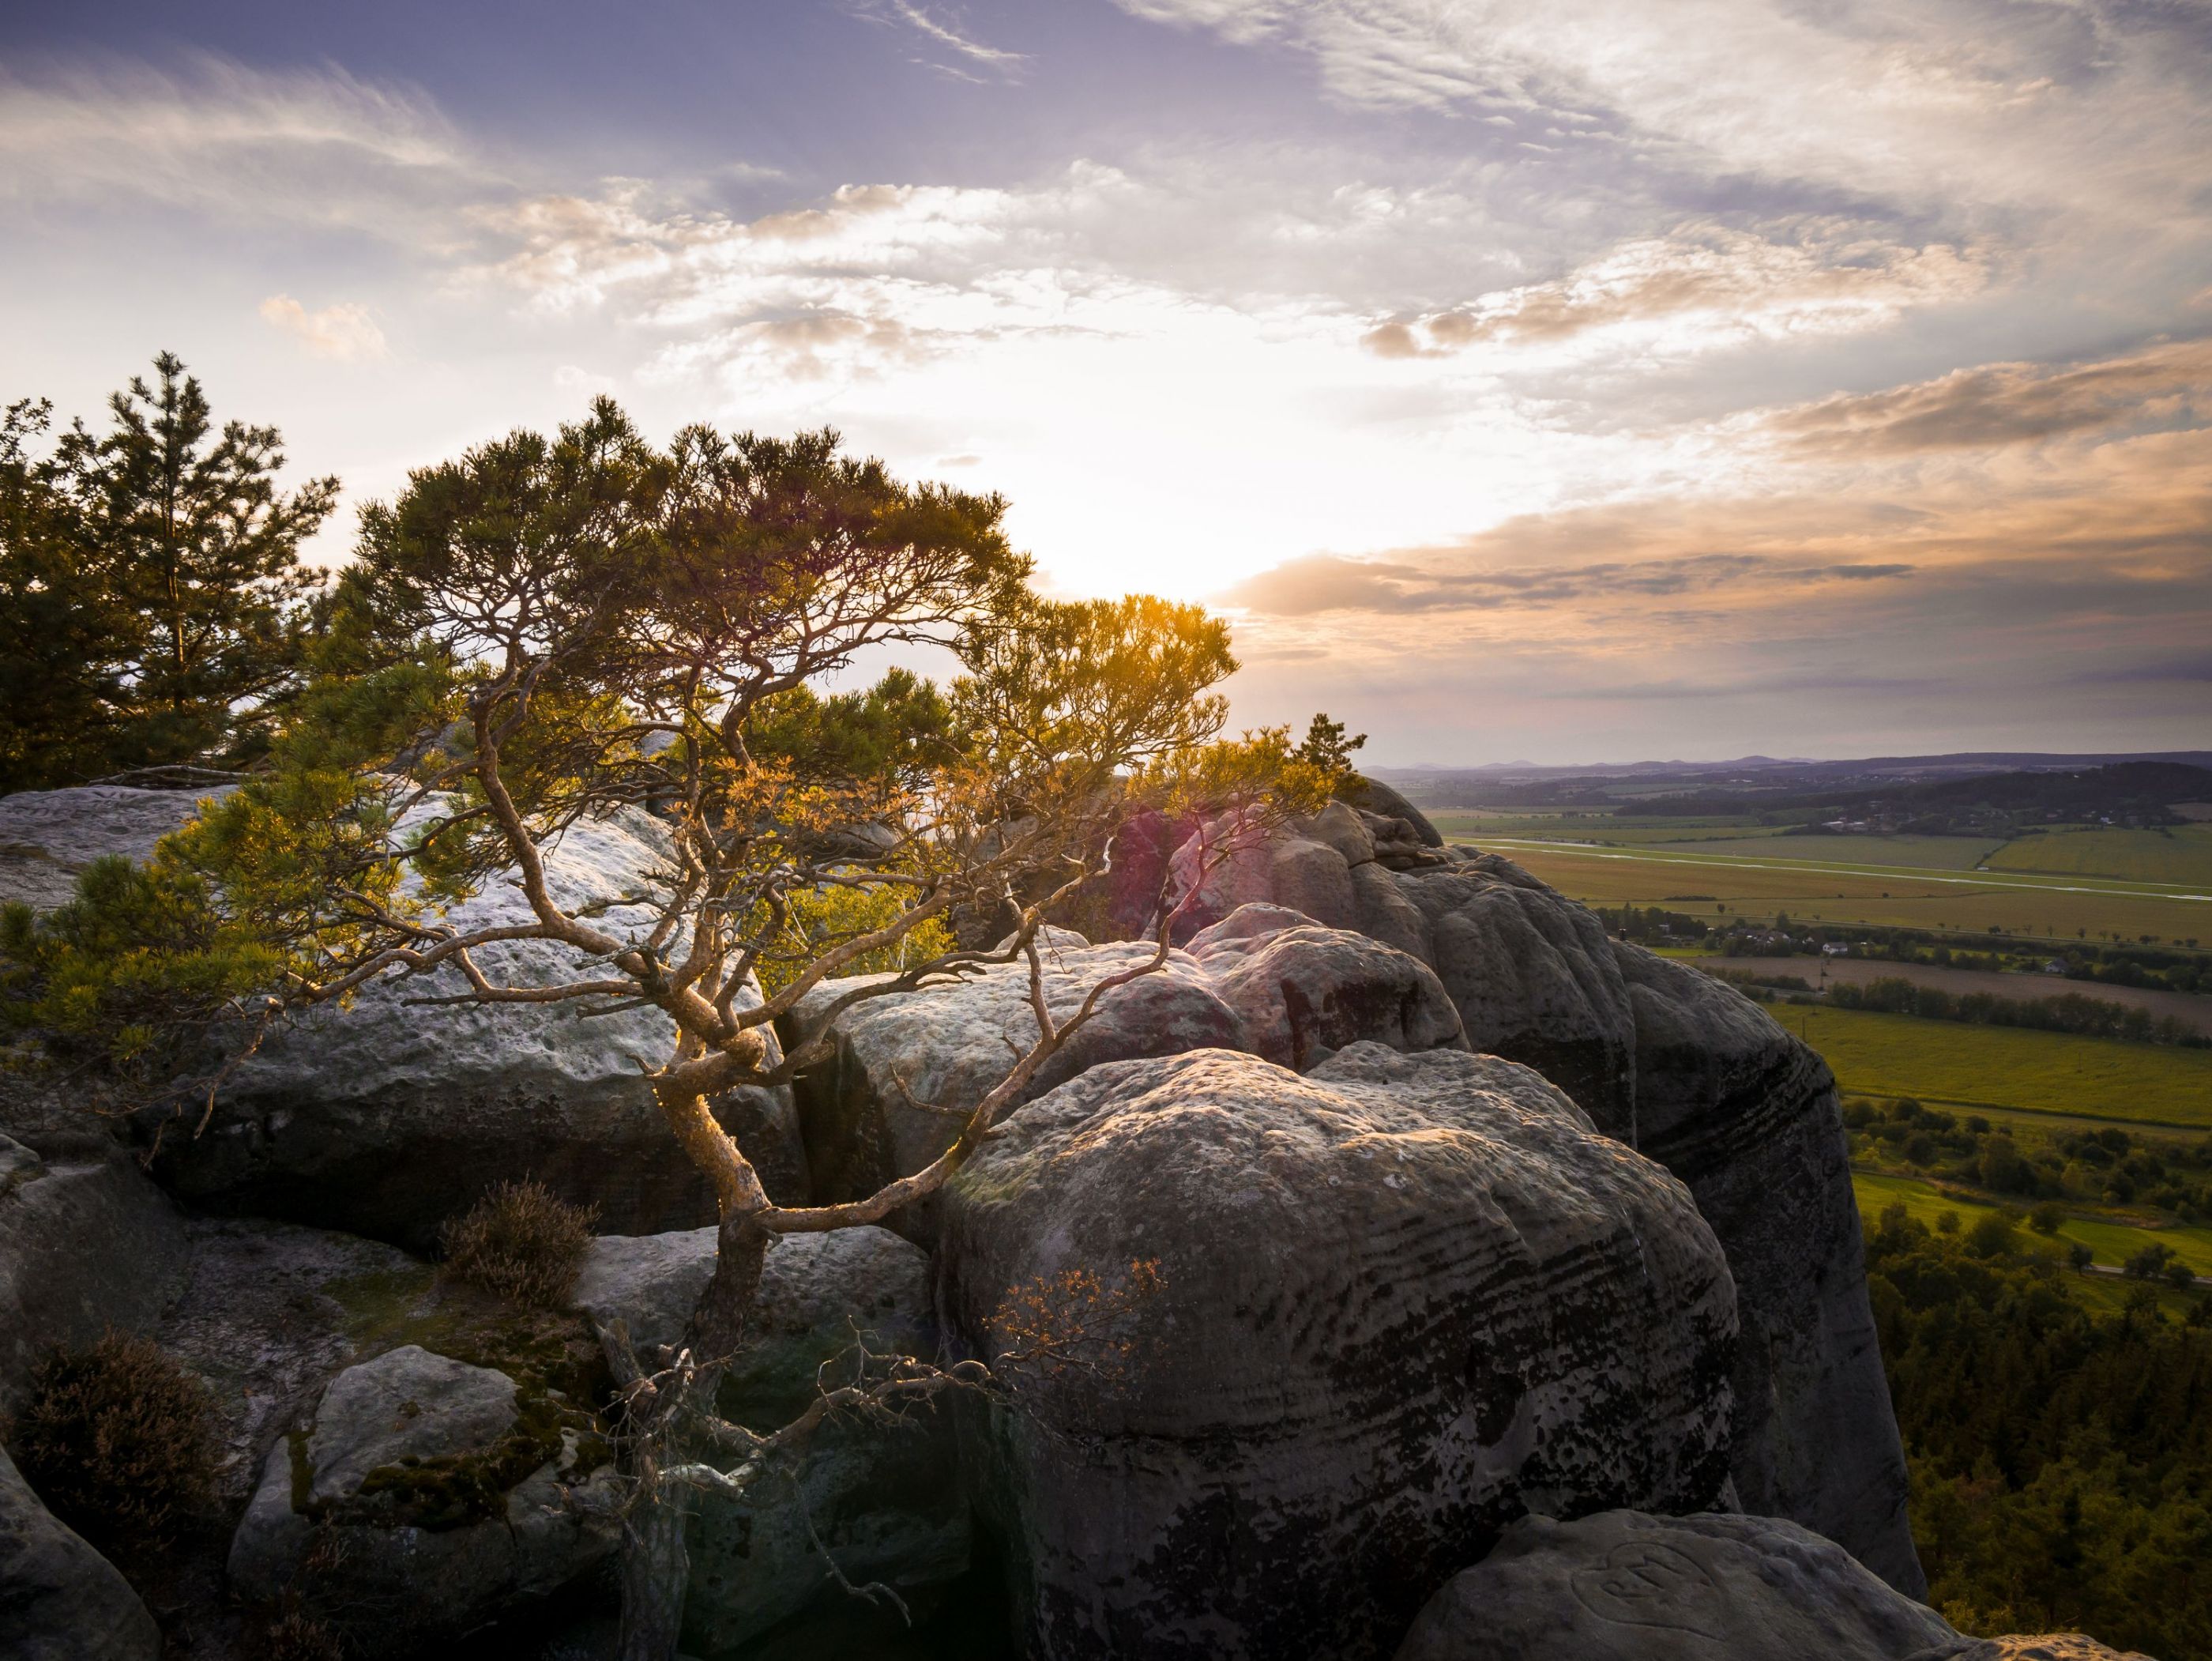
569 1223 968 1654
151 805 806 1249
156 1214 424 1505
1388 855 1638 1130
0 1133 188 1415
1168 819 1362 938
229 1343 619 1646
788 913 1473 1241
1614 943 1920 1595
1183 905 1465 1069
0 1442 161 1661
1393 1509 1966 1661
1345 774 1443 849
0 782 230 911
939 1043 1737 1661
1155 808 1918 1594
784 936 1246 1241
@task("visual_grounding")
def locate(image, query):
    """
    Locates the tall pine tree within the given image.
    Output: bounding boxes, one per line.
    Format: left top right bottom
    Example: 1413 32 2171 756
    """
55 353 338 776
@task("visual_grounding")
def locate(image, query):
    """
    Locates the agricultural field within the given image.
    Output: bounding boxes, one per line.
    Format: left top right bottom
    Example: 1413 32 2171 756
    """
1785 1004 2212 1126
1654 834 2004 869
1850 1170 2211 1302
1986 824 2212 886
1454 837 2210 945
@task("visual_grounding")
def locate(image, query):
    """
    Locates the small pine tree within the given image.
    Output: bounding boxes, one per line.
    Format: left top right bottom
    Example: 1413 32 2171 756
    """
1292 712 1366 782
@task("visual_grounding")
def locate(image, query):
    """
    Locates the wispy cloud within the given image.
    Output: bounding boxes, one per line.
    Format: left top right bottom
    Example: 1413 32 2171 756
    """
1766 337 2212 456
0 56 481 235
258 294 389 361
1362 222 1988 360
1221 549 1917 615
860 2 1029 81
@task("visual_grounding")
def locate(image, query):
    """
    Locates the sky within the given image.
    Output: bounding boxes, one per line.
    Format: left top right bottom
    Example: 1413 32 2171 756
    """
3 0 2208 765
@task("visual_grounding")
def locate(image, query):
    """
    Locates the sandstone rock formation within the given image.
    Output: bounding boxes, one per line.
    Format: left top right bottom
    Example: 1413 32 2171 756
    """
784 933 1247 1241
0 782 229 911
156 1214 424 1505
0 1132 188 1414
1615 944 1919 1593
1182 904 1465 1069
570 1223 968 1652
786 913 1469 1242
1345 774 1443 848
0 1442 160 1661
1157 817 1923 1593
1389 856 1637 1127
938 1043 1738 1661
228 1343 619 1645
1392 1509 1968 1661
151 805 806 1249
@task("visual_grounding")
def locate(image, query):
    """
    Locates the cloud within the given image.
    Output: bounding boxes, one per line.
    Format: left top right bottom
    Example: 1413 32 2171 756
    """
1112 0 2212 227
1363 223 1988 359
258 294 389 361
863 2 1030 79
1221 548 1917 615
1766 337 2212 455
0 57 480 235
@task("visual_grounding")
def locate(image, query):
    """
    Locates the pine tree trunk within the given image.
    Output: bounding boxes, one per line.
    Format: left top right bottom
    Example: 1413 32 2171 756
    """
615 1207 773 1661
619 1469 691 1661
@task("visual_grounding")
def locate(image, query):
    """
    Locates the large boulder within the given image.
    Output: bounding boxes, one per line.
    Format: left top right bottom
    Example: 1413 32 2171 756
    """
1615 944 1920 1595
787 914 1475 1242
228 1343 619 1647
1157 815 1917 1592
1345 774 1443 848
783 934 1247 1242
1387 855 1638 1130
1393 1509 1966 1661
569 1224 969 1653
0 1442 160 1661
152 806 806 1250
938 1044 1737 1661
0 782 230 912
154 1214 426 1505
0 1134 188 1416
1183 905 1465 1070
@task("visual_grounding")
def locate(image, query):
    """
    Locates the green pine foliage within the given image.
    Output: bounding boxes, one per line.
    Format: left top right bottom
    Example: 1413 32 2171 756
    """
1866 1203 2212 1655
0 355 336 789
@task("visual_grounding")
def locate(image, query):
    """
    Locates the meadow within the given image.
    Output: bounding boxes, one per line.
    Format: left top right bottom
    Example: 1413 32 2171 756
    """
1851 1170 2212 1298
1437 834 2210 945
1785 1005 2212 1126
1985 824 2212 886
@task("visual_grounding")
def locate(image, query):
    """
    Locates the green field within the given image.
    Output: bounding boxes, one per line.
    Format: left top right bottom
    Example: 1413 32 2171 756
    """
1785 1005 2212 1126
1460 838 2210 946
1655 834 2006 870
1986 825 2212 886
1852 1170 2212 1283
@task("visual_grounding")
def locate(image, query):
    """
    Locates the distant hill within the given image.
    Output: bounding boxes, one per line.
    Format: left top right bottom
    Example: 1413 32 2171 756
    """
1375 752 2212 821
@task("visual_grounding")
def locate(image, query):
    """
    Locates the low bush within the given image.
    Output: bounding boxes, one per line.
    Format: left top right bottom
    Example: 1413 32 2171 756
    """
6 1330 218 1564
438 1179 597 1307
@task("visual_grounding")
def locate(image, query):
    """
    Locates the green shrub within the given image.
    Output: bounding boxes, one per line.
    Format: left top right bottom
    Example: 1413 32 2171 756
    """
438 1180 597 1307
6 1331 218 1564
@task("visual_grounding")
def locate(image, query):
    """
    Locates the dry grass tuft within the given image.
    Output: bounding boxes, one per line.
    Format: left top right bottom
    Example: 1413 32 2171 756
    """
437 1179 597 1307
259 1610 345 1661
7 1330 219 1564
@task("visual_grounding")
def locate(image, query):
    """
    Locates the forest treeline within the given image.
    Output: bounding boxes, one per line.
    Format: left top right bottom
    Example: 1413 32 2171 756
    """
1868 1205 2212 1656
